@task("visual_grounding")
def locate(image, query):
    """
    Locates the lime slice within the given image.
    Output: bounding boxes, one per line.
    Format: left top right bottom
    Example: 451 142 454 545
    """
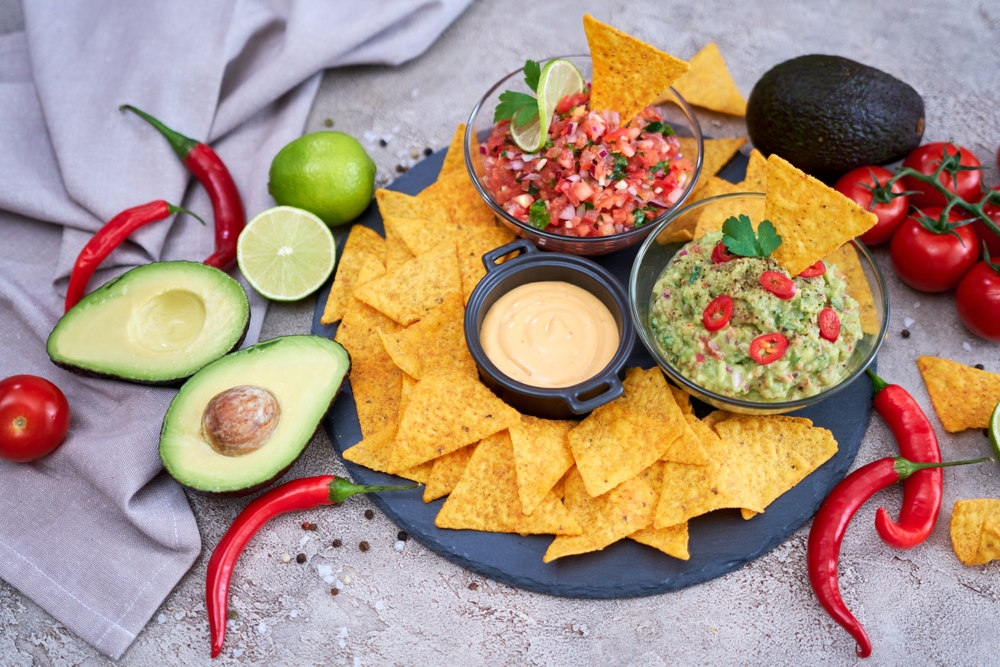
990 400 1000 462
237 206 336 301
509 58 585 153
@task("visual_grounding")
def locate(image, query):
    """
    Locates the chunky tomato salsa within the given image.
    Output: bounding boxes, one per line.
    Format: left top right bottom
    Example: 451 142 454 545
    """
481 90 694 237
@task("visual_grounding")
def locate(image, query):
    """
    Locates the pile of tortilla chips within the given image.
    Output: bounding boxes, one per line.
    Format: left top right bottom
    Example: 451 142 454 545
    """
951 499 1000 566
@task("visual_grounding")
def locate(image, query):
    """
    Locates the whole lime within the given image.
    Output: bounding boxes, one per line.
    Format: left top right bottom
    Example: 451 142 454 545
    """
268 132 376 227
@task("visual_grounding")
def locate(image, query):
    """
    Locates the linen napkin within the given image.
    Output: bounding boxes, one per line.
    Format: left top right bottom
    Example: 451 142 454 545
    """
0 0 470 658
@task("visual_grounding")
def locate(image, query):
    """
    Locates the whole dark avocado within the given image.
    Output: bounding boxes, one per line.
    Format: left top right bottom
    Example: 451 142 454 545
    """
746 55 924 181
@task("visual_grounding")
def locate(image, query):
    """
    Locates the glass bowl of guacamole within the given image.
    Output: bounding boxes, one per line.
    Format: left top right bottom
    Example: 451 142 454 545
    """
629 192 890 415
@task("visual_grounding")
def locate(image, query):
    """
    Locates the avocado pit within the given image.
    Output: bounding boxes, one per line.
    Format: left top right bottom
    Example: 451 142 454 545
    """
201 385 280 457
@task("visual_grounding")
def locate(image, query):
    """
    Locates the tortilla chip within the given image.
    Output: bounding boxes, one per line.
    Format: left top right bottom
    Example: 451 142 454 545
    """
619 367 704 465
627 461 690 559
824 243 879 336
383 219 416 272
321 226 386 325
458 224 517 303
668 384 693 415
427 170 497 229
680 137 746 185
334 255 393 359
376 189 426 221
951 499 1000 566
671 43 746 116
384 216 461 257
342 427 432 484
389 372 521 472
738 149 767 193
439 123 468 181
568 403 678 498
435 431 582 535
583 14 689 126
917 357 1000 432
702 410 735 431
354 241 462 326
349 355 403 439
713 416 838 520
423 441 478 502
378 292 476 380
509 415 576 515
693 179 764 239
765 154 878 277
543 466 656 562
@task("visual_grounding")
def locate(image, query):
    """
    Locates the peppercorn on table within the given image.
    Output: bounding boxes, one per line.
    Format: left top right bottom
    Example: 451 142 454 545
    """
3 0 1000 664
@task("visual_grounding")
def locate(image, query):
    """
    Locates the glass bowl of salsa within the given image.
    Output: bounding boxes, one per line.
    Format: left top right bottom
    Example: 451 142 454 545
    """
629 192 890 416
464 55 704 256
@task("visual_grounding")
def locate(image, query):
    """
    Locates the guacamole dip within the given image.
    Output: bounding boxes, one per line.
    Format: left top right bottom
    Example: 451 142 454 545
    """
650 231 863 401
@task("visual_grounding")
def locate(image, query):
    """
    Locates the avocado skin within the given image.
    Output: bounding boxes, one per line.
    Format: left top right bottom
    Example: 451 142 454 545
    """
747 54 924 181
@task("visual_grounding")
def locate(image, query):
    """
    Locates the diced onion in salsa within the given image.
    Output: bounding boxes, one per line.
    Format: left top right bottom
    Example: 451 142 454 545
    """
482 89 693 237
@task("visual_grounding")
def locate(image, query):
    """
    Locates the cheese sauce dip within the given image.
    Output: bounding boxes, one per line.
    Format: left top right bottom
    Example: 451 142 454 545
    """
479 281 619 388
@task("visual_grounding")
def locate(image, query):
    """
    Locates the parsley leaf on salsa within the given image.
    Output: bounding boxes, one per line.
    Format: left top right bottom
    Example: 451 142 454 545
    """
722 214 783 258
494 91 539 127
610 154 630 181
528 200 550 229
643 121 675 136
524 60 541 93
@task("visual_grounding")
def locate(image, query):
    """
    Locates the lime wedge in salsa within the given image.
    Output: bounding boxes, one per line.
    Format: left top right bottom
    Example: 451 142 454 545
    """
511 58 585 153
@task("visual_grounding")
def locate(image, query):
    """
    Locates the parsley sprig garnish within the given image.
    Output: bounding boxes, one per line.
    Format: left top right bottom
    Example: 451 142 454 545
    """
494 60 541 128
721 214 782 258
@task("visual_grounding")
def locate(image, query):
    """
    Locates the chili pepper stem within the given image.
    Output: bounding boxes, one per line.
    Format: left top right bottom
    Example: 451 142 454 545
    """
865 368 888 394
328 476 417 503
168 204 207 226
893 456 991 480
120 104 199 161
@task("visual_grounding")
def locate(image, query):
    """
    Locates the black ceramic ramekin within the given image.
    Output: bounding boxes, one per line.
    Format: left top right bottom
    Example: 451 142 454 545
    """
464 239 635 419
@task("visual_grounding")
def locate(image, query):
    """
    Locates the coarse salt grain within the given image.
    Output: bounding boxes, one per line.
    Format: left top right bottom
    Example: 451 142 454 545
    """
257 622 268 635
227 620 235 629
174 611 185 621
232 649 243 658
324 575 335 584
338 627 349 639
411 88 420 98
317 564 333 577
362 131 377 144
157 614 166 624
913 302 921 309
290 610 298 618
375 600 385 611
394 540 405 551
963 342 972 351
903 317 915 328
299 535 310 548
339 639 347 648
392 125 400 133
355 657 362 667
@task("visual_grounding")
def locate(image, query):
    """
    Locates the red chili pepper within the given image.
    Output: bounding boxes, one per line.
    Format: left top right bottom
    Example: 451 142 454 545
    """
711 242 734 264
702 294 733 331
798 260 827 278
121 105 245 271
749 332 788 364
808 455 989 657
206 475 416 658
866 369 942 548
818 308 841 342
759 271 796 299
64 200 203 312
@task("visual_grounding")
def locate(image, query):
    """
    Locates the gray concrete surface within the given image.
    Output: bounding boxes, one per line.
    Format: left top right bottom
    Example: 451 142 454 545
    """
4 0 1000 665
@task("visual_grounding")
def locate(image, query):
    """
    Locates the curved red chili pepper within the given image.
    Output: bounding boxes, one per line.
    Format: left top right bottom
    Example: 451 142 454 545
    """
808 455 988 658
64 200 202 312
121 105 246 271
866 369 942 549
206 475 416 658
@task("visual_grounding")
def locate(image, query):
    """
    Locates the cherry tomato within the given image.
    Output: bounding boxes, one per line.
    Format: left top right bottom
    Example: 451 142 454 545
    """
759 271 796 300
889 208 979 292
702 295 733 331
818 308 841 342
901 142 982 209
798 260 826 278
555 92 588 115
711 242 735 264
834 166 910 246
956 258 1000 342
0 375 71 463
972 185 1000 258
749 333 789 365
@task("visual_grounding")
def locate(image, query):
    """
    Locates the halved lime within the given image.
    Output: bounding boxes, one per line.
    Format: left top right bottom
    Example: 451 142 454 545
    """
510 58 585 153
237 206 336 301
989 400 1000 462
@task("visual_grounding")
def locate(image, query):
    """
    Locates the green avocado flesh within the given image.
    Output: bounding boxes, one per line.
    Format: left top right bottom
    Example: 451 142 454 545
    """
746 54 924 181
47 261 250 384
159 335 350 495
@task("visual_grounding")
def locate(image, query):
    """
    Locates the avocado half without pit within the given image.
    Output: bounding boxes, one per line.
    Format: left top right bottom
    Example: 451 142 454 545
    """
46 261 250 384
159 335 351 495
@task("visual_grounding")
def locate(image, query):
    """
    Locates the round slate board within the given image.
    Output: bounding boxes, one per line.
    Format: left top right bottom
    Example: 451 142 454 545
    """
311 148 872 598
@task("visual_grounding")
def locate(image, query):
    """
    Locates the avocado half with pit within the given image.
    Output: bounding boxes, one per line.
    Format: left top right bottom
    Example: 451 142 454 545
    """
47 261 250 384
159 335 350 495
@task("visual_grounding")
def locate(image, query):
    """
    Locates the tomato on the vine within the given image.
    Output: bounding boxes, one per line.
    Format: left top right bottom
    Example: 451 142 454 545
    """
901 142 982 209
0 375 71 463
973 185 1000 258
833 166 910 246
956 248 1000 342
889 208 979 292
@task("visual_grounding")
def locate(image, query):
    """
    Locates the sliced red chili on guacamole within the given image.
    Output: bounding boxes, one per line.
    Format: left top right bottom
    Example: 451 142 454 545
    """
702 294 733 332
798 260 827 278
819 308 841 342
750 333 789 365
759 271 796 300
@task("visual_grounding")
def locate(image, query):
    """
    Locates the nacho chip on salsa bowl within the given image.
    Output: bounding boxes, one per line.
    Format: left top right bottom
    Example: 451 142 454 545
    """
630 191 889 415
